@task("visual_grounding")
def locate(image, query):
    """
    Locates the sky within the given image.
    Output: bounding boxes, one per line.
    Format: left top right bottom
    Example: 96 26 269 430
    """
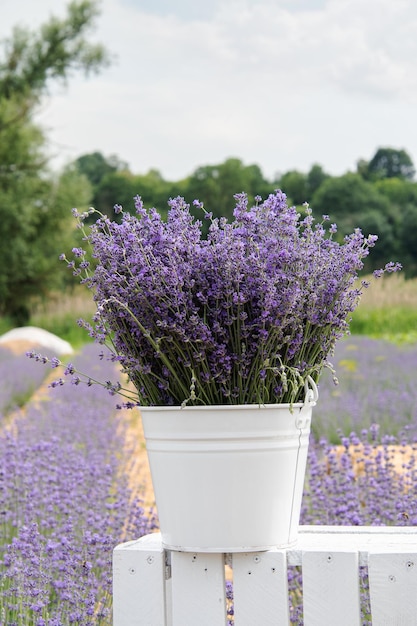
2 0 417 183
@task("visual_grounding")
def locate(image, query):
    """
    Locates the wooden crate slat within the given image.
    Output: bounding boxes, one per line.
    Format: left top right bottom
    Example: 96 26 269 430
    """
291 526 417 566
113 528 417 625
302 550 361 626
369 551 417 625
113 535 167 626
170 550 227 626
232 550 289 625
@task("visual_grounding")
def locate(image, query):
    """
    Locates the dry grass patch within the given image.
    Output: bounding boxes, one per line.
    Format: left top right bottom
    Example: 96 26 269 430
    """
119 406 155 512
358 274 417 309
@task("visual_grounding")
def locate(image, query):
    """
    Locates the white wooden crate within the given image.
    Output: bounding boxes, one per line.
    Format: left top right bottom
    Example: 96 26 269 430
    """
113 526 417 625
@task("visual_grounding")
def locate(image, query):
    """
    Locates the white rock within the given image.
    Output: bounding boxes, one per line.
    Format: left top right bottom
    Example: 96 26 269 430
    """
0 326 74 355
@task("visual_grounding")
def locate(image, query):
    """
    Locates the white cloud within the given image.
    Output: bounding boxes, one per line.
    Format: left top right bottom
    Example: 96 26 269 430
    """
2 0 417 180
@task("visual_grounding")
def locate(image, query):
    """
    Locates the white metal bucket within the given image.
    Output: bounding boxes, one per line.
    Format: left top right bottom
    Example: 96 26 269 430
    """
141 378 318 552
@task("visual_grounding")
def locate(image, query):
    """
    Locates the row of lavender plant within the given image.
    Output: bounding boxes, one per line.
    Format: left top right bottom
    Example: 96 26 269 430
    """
313 335 417 441
0 343 157 625
0 346 52 418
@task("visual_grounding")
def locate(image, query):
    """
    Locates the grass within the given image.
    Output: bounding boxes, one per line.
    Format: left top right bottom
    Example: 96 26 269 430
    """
2 287 97 348
358 273 417 308
349 274 417 342
30 311 94 349
30 288 97 348
350 307 417 342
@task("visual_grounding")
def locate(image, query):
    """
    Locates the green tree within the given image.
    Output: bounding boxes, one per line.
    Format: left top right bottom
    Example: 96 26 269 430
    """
0 1 109 324
185 158 273 229
311 173 391 227
131 169 185 217
75 151 132 219
358 210 398 272
75 151 128 188
374 177 417 206
370 177 417 273
399 204 417 276
90 167 184 220
278 170 308 206
310 173 396 272
307 163 330 196
275 164 329 205
364 147 415 181
94 170 137 217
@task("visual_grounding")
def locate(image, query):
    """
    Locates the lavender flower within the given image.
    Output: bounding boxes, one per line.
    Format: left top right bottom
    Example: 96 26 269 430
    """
54 191 400 407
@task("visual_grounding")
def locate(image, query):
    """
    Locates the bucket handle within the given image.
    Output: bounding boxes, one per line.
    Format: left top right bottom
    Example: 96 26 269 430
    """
304 375 319 405
295 376 318 429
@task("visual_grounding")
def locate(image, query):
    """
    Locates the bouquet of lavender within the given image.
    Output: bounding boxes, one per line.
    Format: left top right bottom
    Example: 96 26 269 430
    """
45 190 400 407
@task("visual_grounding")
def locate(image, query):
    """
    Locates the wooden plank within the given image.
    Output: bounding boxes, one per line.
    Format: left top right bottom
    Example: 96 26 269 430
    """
170 551 227 626
232 550 289 625
113 534 167 626
300 525 417 537
369 552 417 625
290 526 417 566
113 529 417 626
302 550 361 626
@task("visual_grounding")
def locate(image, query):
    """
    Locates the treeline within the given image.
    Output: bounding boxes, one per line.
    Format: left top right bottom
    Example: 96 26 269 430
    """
75 146 417 277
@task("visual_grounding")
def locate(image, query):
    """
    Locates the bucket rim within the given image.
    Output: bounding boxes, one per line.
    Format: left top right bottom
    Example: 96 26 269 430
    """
140 376 318 412
141 402 307 411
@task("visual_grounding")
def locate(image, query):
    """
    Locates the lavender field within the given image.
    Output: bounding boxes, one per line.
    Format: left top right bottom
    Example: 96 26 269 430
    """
315 334 417 440
1 337 417 624
0 344 157 625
